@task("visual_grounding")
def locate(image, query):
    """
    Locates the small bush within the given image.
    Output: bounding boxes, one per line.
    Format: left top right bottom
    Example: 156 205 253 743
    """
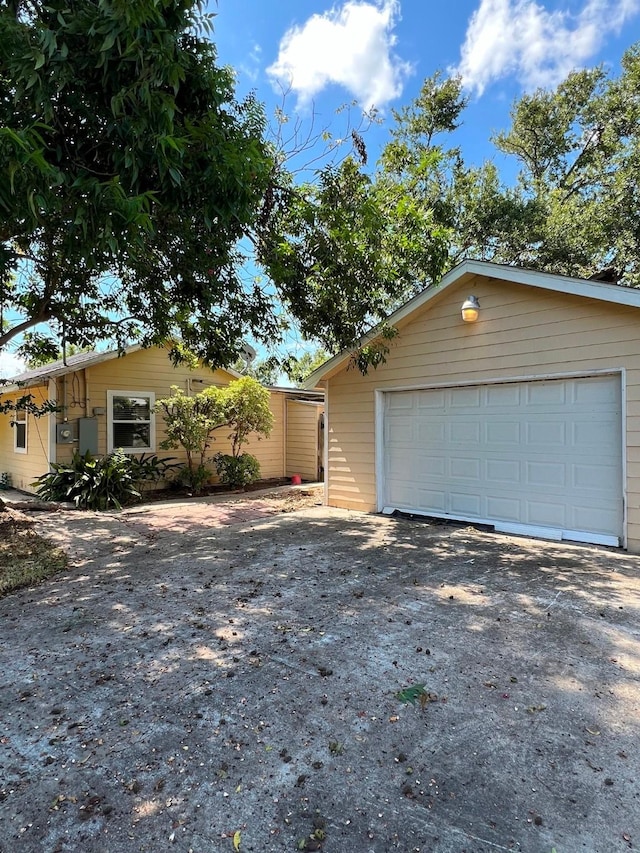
128 453 179 486
34 450 142 510
174 463 212 492
214 453 261 489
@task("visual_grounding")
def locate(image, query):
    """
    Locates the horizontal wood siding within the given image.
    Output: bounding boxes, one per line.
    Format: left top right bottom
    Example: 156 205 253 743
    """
51 347 285 481
286 400 322 480
326 276 640 550
0 386 50 492
242 391 285 480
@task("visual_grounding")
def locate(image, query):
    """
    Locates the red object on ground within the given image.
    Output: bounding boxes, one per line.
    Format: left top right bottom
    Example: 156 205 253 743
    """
291 474 302 485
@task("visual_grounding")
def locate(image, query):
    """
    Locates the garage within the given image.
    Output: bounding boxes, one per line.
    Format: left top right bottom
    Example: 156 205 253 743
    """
307 260 640 551
381 374 623 546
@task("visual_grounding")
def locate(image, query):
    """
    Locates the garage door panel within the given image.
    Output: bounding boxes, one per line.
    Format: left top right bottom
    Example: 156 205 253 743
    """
450 492 482 515
486 459 520 484
417 421 445 442
526 500 567 527
417 389 446 408
449 421 481 443
486 384 521 406
573 505 620 533
414 487 446 511
385 417 414 443
486 496 522 522
526 461 565 487
574 375 620 403
382 376 622 545
450 387 481 407
486 421 520 445
526 382 567 405
572 463 619 491
572 419 619 447
388 393 414 411
525 420 567 448
450 457 481 480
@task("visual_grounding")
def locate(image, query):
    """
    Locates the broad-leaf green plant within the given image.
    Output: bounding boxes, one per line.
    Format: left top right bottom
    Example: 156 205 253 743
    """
34 450 142 510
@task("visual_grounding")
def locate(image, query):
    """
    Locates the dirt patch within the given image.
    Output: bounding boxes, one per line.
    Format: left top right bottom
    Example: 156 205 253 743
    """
140 477 295 503
0 508 67 596
1 502 639 853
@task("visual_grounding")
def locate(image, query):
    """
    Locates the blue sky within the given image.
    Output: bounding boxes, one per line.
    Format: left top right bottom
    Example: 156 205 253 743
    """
212 0 640 172
210 0 640 366
2 0 640 376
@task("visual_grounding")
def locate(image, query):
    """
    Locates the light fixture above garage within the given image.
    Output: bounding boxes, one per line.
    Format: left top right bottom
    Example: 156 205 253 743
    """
461 295 480 323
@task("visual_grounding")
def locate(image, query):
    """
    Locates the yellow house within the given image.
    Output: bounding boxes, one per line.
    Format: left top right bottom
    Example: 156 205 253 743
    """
0 344 323 493
305 260 640 552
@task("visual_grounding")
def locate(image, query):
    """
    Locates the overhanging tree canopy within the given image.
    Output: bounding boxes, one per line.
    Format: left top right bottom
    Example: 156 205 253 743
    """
258 48 640 368
0 0 277 366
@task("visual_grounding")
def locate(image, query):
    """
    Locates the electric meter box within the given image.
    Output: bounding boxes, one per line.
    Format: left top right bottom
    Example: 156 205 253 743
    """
56 423 74 444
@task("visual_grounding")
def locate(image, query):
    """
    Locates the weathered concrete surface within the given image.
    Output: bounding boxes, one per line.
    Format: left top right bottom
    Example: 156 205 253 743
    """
1 492 639 853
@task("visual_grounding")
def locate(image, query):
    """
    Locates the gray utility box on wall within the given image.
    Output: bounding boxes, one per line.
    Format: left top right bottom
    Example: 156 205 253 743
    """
56 423 74 444
78 418 98 455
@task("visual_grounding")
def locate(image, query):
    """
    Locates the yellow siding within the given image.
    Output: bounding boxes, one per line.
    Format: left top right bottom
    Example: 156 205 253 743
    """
52 347 286 482
325 276 640 550
0 385 50 493
242 391 286 480
286 400 323 481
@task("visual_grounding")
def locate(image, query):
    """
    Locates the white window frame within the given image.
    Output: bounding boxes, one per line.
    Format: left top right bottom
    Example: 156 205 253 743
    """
107 391 155 454
13 408 27 454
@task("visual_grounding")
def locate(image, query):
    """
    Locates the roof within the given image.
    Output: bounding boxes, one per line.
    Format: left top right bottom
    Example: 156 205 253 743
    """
302 259 640 387
2 344 242 392
267 386 324 401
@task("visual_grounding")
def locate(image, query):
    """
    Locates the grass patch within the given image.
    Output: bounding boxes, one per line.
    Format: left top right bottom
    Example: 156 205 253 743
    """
0 511 67 596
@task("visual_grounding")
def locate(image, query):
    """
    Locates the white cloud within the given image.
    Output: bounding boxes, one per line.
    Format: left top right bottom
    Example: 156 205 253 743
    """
267 0 412 111
0 350 25 379
455 0 640 95
239 42 262 83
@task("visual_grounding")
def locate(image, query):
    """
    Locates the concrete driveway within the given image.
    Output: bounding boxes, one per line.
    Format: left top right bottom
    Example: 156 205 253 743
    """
1 491 639 853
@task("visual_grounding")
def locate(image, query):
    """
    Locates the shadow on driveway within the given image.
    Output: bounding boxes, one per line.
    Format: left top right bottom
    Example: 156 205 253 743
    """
1 501 639 853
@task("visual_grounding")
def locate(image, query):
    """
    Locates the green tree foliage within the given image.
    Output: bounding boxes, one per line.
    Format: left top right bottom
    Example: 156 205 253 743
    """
0 0 275 366
258 156 404 357
492 49 640 281
259 48 640 374
156 377 272 491
155 385 226 489
221 376 273 458
231 356 281 387
285 347 330 386
213 451 261 489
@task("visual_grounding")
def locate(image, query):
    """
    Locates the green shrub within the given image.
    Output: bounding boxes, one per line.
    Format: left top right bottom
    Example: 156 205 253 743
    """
128 453 179 486
34 450 142 510
174 463 213 492
214 453 261 489
155 385 226 493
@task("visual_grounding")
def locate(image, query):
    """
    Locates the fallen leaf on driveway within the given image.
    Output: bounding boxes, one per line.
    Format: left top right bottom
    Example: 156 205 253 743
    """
233 829 241 850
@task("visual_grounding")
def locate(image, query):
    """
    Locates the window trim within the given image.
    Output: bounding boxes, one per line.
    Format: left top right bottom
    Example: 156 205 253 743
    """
107 390 155 454
13 407 27 454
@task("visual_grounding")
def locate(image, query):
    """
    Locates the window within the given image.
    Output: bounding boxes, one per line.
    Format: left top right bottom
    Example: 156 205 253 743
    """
13 408 27 453
107 391 155 453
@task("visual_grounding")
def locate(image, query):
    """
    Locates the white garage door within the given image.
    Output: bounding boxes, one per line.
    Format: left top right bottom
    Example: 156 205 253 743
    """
382 375 623 546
